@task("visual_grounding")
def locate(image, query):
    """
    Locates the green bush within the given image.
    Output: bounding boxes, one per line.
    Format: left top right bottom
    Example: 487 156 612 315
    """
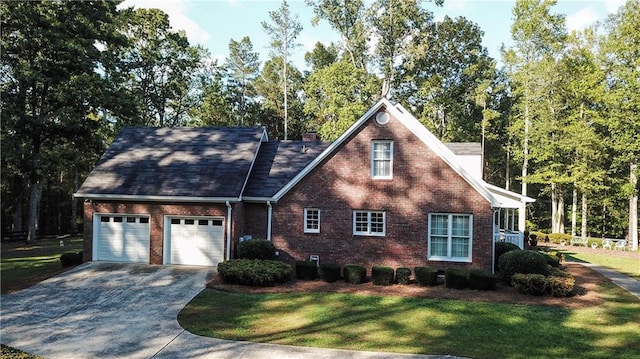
395 267 411 285
218 259 292 286
60 251 83 267
343 264 366 284
445 268 468 289
319 263 341 283
547 276 575 297
467 269 497 291
295 260 318 280
236 238 276 260
547 265 573 278
1 344 43 359
541 253 560 267
371 266 394 286
511 273 547 296
414 266 438 286
498 250 549 283
494 242 521 271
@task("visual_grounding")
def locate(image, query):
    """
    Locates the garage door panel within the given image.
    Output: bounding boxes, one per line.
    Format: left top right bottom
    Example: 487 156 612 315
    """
96 215 150 263
168 217 223 266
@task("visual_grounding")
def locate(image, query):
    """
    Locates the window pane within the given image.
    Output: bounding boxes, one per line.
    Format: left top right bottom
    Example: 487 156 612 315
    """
370 212 384 233
452 215 470 236
305 209 320 231
452 237 470 257
355 212 368 232
430 215 448 236
431 236 448 256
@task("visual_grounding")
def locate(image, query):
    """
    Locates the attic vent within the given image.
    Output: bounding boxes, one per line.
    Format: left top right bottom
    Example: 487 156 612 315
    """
375 112 390 125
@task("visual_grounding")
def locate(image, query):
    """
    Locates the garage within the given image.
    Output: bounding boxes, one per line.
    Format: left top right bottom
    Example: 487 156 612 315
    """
165 217 224 266
95 215 150 263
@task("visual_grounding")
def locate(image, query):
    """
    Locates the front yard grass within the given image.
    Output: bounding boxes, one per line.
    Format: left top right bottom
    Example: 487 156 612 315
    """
1 237 83 293
561 250 640 280
179 281 640 359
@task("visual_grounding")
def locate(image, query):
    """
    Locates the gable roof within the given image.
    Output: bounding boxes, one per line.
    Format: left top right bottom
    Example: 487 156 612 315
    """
271 98 532 208
75 127 266 202
243 141 332 200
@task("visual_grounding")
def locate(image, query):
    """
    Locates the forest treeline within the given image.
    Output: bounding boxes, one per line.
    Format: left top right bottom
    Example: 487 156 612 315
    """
1 0 638 249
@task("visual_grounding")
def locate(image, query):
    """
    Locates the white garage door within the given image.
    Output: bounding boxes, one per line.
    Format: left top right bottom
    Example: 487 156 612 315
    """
96 215 150 263
167 217 224 266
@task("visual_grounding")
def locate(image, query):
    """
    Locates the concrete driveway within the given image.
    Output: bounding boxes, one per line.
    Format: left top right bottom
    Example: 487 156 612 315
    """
1 262 464 359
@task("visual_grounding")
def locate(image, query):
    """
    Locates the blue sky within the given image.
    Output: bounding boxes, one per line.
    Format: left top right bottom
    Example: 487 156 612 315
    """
119 0 625 70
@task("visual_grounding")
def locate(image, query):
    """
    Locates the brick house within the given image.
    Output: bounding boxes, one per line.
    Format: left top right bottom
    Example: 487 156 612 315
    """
75 98 533 272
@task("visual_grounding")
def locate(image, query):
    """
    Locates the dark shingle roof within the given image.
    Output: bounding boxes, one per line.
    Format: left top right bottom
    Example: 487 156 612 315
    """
76 127 265 199
445 142 482 156
243 141 332 198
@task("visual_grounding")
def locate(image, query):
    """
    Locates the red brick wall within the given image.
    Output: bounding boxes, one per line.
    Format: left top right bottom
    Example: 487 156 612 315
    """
83 201 235 264
269 110 494 272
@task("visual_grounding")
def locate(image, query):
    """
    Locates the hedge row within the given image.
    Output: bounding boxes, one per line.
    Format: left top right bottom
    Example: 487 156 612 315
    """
511 273 575 297
218 259 292 286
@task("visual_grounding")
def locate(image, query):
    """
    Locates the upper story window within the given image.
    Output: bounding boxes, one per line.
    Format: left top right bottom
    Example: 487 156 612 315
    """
428 213 473 262
371 140 393 179
304 208 320 233
353 210 386 236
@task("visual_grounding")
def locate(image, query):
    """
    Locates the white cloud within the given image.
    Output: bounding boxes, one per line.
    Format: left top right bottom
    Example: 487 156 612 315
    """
604 0 625 14
566 7 598 31
118 0 210 45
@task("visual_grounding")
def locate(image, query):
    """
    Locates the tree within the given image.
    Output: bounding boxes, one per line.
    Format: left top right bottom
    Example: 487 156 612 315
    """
225 36 260 125
262 0 303 140
304 60 380 140
188 57 235 126
1 0 121 241
304 41 339 72
307 0 368 70
600 0 640 250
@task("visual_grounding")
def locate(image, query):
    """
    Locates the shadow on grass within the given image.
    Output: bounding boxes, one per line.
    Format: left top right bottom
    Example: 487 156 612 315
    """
179 287 640 359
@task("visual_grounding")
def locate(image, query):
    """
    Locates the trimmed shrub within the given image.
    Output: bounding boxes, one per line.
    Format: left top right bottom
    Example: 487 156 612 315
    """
236 238 276 260
295 260 318 280
60 251 83 267
319 263 341 283
511 273 547 295
218 259 292 286
498 250 549 283
414 266 438 286
494 242 521 271
467 269 497 291
343 264 366 284
547 276 575 297
548 265 573 278
395 267 411 285
445 268 468 289
371 266 394 286
541 253 560 267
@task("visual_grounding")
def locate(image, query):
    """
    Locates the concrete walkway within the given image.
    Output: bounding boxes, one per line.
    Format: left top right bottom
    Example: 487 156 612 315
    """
0 263 465 359
578 262 640 300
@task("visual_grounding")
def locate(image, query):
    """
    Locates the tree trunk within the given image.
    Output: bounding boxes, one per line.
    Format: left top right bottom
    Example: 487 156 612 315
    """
581 192 587 239
551 183 565 233
630 162 638 251
522 97 529 198
571 185 577 237
27 179 43 243
558 191 565 234
70 168 79 234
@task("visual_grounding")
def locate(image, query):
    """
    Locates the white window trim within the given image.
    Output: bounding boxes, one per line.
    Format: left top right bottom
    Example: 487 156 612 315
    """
371 140 393 179
303 208 321 234
353 210 386 236
427 213 473 263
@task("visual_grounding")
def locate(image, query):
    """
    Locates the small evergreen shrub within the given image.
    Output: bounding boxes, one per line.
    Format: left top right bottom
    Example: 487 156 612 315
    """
319 262 341 283
371 266 394 286
343 264 366 284
218 259 292 286
467 269 497 291
295 260 318 280
511 273 547 296
236 238 276 260
547 276 575 297
498 250 549 283
395 267 411 285
547 265 572 278
414 266 438 286
541 253 560 267
445 268 468 289
60 251 83 267
494 242 521 271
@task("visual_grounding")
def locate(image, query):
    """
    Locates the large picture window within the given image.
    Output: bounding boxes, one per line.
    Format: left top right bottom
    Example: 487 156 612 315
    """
428 213 472 262
353 210 386 236
371 140 393 179
304 208 320 233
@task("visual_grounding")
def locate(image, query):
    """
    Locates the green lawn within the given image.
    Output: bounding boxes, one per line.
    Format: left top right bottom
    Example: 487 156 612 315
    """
561 250 640 280
1 237 83 293
179 281 640 359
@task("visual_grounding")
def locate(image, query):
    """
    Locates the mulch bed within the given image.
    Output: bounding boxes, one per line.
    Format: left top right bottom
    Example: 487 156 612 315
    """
207 262 607 309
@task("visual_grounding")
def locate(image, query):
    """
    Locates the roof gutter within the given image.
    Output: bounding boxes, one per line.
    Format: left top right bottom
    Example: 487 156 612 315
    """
75 193 242 203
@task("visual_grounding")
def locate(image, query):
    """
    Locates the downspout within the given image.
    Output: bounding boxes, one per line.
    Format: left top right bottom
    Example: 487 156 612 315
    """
492 208 497 274
266 201 272 241
226 201 232 261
